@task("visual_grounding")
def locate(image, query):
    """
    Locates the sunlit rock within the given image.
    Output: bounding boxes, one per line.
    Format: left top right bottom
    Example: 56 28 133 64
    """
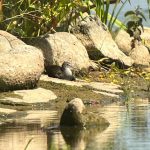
30 32 96 71
130 43 150 66
0 108 16 114
3 88 57 103
114 30 133 55
0 31 44 91
141 27 150 48
114 29 150 67
71 16 134 67
40 75 123 95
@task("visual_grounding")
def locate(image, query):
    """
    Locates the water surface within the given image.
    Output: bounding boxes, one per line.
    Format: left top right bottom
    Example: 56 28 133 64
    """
0 100 150 150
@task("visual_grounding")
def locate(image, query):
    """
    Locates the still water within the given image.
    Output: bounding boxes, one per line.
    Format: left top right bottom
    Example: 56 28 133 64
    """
0 100 150 150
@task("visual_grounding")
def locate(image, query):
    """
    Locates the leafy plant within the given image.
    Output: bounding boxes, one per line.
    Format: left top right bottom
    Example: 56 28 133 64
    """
0 0 150 38
125 6 146 43
91 0 130 31
0 0 84 38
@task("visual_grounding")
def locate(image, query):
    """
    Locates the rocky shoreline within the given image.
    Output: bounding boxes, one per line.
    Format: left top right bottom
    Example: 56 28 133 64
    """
0 15 149 127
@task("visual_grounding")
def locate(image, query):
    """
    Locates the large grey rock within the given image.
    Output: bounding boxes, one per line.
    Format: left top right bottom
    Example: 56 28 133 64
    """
0 35 12 53
0 31 44 91
114 30 133 55
72 17 134 67
129 43 150 66
31 32 95 70
0 30 25 48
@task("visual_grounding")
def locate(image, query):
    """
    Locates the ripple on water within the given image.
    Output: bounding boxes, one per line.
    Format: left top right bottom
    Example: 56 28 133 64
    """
0 100 150 150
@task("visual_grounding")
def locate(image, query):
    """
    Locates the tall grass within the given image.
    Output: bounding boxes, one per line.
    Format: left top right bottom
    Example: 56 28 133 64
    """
0 0 150 37
0 0 83 38
93 0 131 31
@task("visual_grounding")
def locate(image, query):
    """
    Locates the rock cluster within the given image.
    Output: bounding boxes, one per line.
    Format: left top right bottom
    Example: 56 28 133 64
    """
115 29 150 67
1 15 150 91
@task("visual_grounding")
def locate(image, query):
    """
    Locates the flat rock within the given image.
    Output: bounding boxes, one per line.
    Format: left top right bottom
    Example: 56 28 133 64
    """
88 82 123 94
93 91 120 98
40 75 123 95
40 75 83 87
3 88 57 103
0 108 16 114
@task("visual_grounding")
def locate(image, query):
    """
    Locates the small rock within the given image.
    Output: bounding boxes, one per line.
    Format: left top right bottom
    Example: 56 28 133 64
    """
130 43 150 66
60 98 85 127
114 30 133 55
60 98 109 127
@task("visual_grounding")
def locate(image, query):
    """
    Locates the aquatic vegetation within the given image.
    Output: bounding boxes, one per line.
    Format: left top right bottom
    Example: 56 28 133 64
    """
24 138 34 150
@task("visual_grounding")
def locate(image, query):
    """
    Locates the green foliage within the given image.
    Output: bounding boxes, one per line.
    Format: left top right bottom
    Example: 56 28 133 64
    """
0 0 84 38
0 0 150 38
92 0 129 31
125 6 146 42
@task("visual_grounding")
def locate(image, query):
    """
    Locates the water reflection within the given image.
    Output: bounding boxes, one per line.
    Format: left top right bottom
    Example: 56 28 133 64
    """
47 125 107 150
0 109 109 150
0 100 150 150
0 110 58 150
113 100 150 150
0 123 47 150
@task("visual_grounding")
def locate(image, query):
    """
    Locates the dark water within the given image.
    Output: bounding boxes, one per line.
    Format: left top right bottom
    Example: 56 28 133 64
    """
0 100 150 150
